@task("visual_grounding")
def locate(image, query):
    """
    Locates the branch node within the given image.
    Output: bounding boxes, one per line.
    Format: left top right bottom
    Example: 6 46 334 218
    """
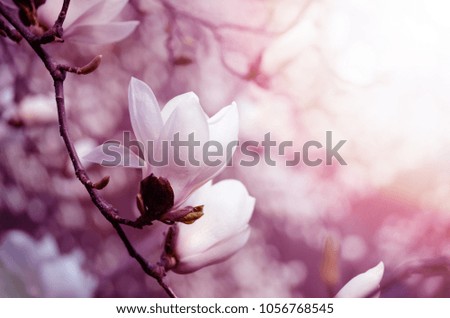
0 17 22 42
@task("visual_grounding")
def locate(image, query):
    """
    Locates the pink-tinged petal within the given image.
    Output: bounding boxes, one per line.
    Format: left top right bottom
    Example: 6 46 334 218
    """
160 92 203 124
74 138 97 168
67 0 128 26
174 228 251 274
179 179 213 202
37 0 63 27
208 102 239 144
335 262 385 298
187 102 239 188
175 180 255 261
154 95 209 205
65 21 139 44
83 143 145 168
128 77 163 158
159 95 209 154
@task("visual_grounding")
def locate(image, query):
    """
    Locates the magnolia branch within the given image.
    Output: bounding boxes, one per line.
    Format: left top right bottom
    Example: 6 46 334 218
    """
0 0 176 298
0 16 21 42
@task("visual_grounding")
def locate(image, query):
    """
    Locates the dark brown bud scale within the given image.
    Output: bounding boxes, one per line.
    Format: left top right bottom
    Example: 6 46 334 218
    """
139 173 174 220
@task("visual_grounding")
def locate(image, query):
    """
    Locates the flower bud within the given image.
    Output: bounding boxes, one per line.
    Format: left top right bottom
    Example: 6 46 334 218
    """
137 173 174 224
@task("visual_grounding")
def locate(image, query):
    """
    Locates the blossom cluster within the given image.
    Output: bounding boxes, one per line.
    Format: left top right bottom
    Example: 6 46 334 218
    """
85 77 255 274
84 77 384 296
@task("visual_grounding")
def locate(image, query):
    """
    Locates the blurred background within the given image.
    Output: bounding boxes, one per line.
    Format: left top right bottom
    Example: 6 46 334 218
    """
0 0 449 297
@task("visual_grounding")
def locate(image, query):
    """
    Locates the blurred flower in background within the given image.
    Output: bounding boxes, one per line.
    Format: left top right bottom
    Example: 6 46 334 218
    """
0 230 97 297
0 0 449 297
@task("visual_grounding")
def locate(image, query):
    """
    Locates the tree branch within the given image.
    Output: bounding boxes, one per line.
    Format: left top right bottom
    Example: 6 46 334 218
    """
0 16 21 42
0 0 176 298
40 0 70 44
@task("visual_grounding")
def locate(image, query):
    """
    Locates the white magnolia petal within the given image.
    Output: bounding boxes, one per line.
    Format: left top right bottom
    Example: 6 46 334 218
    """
83 143 145 168
208 102 239 144
159 96 209 160
65 21 139 44
335 262 385 298
154 96 210 205
68 0 128 26
188 103 239 187
168 177 211 210
176 179 255 258
128 77 163 149
74 138 97 168
179 180 213 202
174 228 251 274
160 92 202 124
37 0 69 28
38 0 99 29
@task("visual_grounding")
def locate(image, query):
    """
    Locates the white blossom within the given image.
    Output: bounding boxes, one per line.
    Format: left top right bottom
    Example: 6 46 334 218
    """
38 0 139 44
84 77 239 210
168 179 255 274
0 230 97 297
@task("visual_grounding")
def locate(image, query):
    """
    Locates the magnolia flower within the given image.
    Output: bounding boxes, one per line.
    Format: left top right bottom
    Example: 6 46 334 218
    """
0 230 97 297
164 179 255 274
84 77 239 214
38 0 139 44
335 262 384 298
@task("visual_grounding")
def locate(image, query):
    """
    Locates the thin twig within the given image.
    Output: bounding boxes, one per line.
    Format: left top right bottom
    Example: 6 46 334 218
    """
0 0 176 297
0 17 21 42
40 0 70 44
